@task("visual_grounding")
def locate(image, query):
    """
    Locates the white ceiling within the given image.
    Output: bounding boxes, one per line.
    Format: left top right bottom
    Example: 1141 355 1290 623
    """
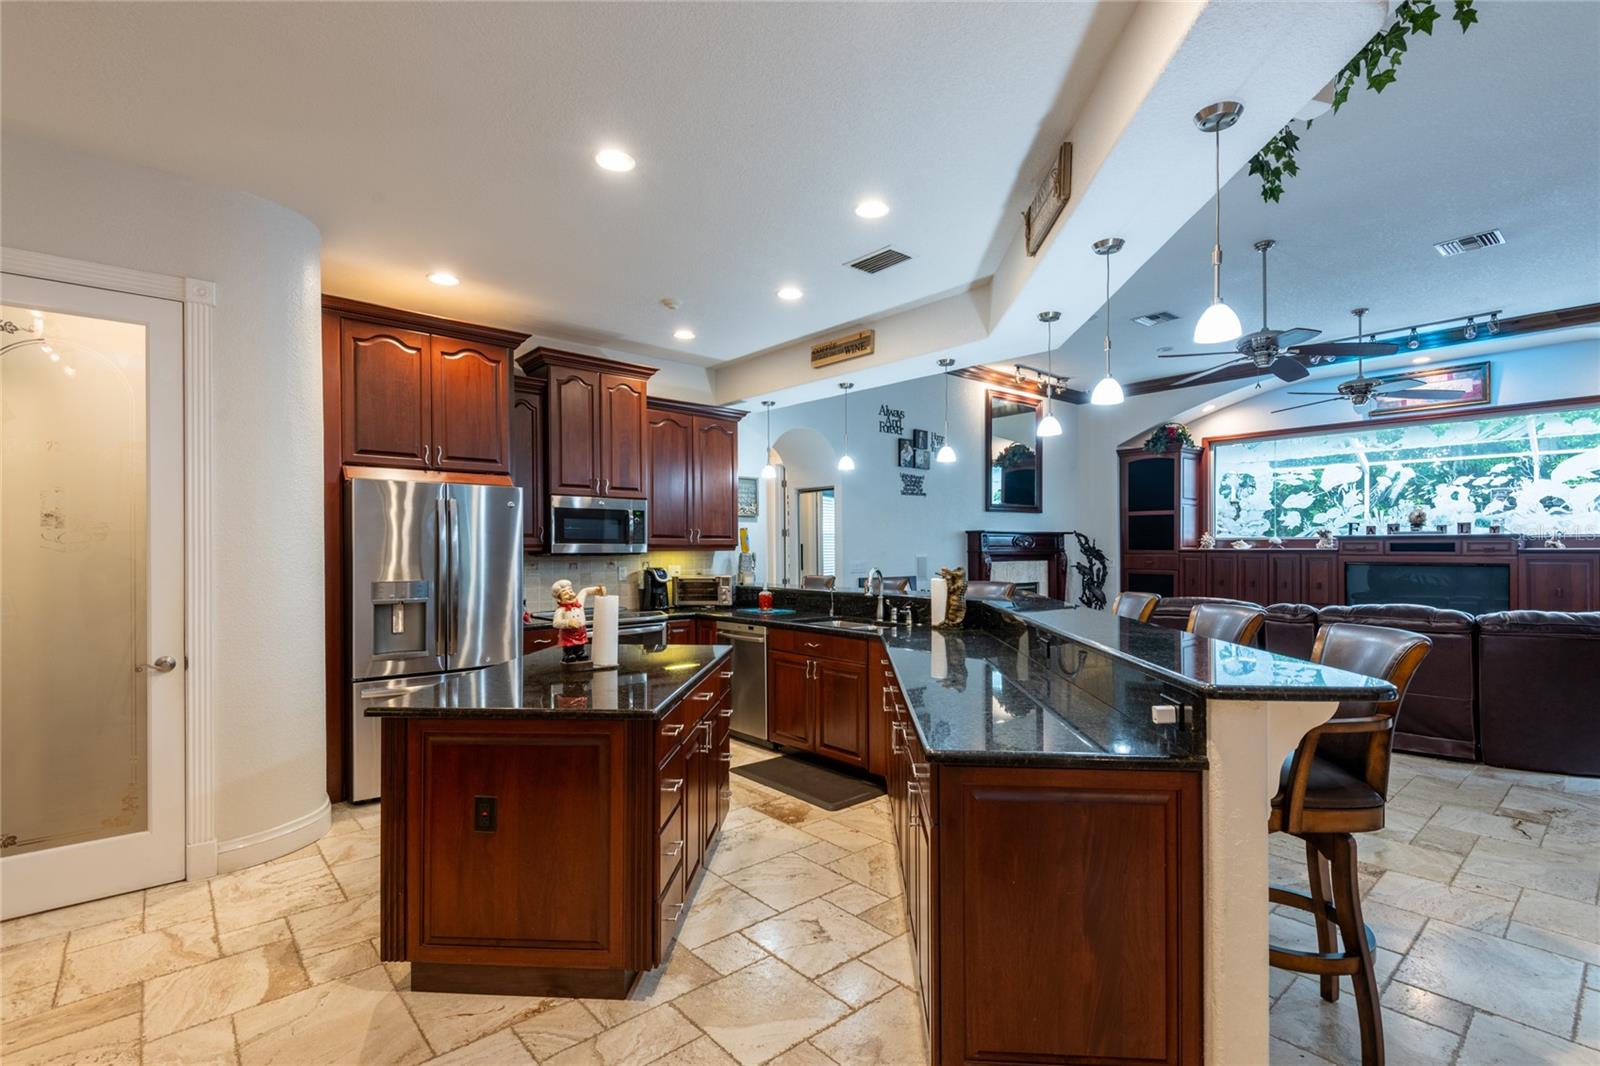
0 1 1133 365
1034 0 1600 387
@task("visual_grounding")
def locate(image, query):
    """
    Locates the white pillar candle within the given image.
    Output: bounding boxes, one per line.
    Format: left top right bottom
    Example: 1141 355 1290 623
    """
591 595 619 669
930 576 948 627
930 630 948 680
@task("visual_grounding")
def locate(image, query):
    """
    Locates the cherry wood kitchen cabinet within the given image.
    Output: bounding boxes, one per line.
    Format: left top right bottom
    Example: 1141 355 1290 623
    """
647 399 746 550
522 627 558 656
766 629 868 768
510 377 547 551
522 349 658 499
666 619 697 645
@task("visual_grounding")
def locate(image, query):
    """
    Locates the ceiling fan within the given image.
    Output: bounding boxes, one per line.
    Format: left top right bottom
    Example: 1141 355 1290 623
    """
1158 240 1399 387
1271 308 1472 414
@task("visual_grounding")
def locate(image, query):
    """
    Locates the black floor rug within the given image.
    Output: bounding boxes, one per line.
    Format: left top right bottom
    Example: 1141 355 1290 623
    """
733 755 885 811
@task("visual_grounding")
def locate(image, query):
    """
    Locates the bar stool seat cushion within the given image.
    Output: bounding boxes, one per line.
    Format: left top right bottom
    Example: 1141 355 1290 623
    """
1273 754 1385 811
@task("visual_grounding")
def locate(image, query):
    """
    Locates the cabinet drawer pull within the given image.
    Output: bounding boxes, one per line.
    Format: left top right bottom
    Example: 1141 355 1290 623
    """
719 707 734 718
803 641 821 649
661 778 684 794
719 752 732 763
891 722 904 754
663 839 684 858
720 670 734 679
663 902 685 921
911 762 930 781
662 723 685 737
907 783 922 827
692 691 714 701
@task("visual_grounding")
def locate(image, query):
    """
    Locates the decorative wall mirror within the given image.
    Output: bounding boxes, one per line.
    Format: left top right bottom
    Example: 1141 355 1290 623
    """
985 390 1043 512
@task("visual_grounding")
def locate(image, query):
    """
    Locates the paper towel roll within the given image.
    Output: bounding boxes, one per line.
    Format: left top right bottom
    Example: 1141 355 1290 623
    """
592 595 619 669
930 630 948 680
590 669 619 711
930 577 948 628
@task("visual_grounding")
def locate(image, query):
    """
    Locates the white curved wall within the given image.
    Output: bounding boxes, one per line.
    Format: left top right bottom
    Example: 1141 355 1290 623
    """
2 136 328 860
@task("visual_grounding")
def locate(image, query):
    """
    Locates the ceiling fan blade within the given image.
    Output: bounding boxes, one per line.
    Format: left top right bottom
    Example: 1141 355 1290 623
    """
1270 356 1310 382
1285 390 1344 396
1272 327 1322 349
1289 341 1400 358
1168 357 1248 388
1157 350 1235 359
1270 397 1344 415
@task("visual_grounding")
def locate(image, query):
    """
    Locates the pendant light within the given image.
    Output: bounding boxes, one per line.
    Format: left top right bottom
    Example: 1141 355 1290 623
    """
836 382 856 471
1192 101 1245 345
935 358 957 463
1035 311 1063 437
759 400 778 479
1090 237 1126 406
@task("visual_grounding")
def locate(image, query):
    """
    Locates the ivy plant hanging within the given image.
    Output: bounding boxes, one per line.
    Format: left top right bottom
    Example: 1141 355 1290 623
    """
1248 0 1480 203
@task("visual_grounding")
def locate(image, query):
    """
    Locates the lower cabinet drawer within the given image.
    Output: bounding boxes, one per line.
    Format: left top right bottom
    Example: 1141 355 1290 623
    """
769 627 867 664
522 627 559 655
659 745 687 828
659 858 687 951
659 803 686 894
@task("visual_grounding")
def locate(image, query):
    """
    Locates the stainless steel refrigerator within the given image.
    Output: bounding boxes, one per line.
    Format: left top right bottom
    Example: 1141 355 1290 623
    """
347 476 521 800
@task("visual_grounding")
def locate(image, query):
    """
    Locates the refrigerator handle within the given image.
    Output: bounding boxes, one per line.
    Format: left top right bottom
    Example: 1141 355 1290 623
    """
435 501 450 657
447 496 461 656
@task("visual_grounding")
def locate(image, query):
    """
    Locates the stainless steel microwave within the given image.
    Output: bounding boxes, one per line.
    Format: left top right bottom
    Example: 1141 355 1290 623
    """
548 495 648 554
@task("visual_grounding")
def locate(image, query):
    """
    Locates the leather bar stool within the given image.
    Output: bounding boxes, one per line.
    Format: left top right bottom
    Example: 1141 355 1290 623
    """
1186 602 1266 645
1269 622 1432 1066
1111 590 1160 623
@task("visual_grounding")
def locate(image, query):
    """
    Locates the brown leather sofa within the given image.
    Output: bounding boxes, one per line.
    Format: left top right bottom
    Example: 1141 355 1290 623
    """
1148 596 1259 639
1264 604 1319 661
1477 611 1600 776
1320 604 1478 761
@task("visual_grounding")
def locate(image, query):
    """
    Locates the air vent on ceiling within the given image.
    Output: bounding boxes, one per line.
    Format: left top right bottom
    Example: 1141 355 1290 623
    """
1434 229 1505 257
1131 310 1179 327
847 247 912 274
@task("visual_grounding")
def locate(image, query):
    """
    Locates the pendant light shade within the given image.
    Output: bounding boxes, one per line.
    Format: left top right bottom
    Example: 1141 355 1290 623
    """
1193 101 1244 346
1036 311 1063 437
1090 237 1126 406
836 382 856 472
935 357 957 463
759 400 777 479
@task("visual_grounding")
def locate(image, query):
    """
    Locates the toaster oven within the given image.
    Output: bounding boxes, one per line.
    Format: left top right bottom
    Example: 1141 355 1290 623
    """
674 573 733 607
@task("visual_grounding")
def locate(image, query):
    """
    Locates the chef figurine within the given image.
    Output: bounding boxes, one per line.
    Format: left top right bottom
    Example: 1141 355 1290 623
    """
551 579 606 662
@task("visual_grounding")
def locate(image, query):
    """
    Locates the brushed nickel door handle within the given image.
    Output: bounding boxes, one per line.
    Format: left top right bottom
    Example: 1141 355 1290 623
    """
137 655 178 674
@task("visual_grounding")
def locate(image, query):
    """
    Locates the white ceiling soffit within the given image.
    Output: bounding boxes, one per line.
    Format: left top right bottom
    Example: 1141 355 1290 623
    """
713 0 1390 409
1043 0 1600 391
1 1 1129 367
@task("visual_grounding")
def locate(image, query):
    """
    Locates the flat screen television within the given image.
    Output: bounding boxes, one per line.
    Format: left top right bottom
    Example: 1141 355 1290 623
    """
1344 562 1510 614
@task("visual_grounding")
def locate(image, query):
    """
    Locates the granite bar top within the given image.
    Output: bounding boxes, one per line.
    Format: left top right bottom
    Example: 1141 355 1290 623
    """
360 644 731 720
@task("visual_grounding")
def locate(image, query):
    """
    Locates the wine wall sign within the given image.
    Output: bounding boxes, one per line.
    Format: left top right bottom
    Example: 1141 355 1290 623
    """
1023 141 1072 257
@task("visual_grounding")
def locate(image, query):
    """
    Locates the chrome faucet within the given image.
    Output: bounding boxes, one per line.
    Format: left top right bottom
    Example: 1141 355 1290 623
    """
865 567 885 621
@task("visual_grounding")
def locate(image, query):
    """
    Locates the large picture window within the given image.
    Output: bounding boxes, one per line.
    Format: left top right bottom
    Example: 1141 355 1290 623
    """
1210 405 1600 538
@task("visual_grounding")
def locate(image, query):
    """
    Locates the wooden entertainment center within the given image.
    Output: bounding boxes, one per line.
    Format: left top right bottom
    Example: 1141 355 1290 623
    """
1118 446 1598 612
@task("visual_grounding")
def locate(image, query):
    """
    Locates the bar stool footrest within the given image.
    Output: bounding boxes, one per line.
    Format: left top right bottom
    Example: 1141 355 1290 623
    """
1268 883 1377 975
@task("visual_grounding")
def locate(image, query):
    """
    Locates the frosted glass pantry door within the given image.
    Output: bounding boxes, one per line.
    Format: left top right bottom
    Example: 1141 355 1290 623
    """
1 274 185 918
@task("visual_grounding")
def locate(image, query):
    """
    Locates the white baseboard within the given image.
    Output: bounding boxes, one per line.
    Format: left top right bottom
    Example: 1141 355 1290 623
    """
215 796 332 874
186 840 218 880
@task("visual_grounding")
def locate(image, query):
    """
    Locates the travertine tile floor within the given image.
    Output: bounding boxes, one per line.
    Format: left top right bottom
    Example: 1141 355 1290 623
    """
3 744 1597 1065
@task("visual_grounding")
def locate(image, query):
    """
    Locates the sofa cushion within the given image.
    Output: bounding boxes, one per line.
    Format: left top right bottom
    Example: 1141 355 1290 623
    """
1264 603 1319 661
1477 610 1600 776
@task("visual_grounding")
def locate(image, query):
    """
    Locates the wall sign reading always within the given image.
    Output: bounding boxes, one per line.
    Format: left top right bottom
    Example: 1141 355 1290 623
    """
878 405 905 435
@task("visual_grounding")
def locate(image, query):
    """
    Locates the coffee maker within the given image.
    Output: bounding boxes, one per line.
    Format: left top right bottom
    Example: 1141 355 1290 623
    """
641 567 672 609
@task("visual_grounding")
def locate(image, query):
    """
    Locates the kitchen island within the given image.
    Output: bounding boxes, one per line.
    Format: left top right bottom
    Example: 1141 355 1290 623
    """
365 643 734 998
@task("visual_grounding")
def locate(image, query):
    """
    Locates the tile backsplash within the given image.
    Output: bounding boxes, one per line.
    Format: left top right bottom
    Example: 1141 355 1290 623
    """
522 550 738 612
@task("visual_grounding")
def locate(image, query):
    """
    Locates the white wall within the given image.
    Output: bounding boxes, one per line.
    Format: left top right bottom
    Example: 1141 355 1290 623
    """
2 137 328 857
738 372 1082 590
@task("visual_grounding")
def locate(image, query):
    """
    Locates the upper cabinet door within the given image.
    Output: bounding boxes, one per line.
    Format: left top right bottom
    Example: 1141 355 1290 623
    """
510 382 546 551
599 373 648 498
692 417 739 548
648 408 695 547
341 322 431 467
547 366 602 495
429 335 510 473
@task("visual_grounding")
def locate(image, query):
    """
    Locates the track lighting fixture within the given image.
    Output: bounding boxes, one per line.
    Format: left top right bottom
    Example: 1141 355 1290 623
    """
1035 311 1063 437
1406 328 1421 350
1090 238 1126 406
1463 316 1478 341
1487 312 1501 335
1192 101 1245 345
759 400 777 480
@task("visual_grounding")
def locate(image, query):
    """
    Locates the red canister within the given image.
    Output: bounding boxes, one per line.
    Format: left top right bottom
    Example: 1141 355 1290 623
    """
757 588 774 611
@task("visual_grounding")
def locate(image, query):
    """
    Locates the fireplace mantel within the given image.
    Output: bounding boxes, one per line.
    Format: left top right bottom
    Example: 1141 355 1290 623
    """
966 530 1070 601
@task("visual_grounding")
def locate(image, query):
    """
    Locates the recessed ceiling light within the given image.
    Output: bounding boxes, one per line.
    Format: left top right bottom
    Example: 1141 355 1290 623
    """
673 328 696 341
62 366 76 377
854 199 890 219
1202 404 1217 413
427 271 460 287
776 286 803 302
1412 355 1431 364
595 148 636 172
49 352 60 363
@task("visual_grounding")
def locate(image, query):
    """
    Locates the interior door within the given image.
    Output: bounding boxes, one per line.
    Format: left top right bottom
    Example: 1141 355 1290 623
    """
1 274 186 917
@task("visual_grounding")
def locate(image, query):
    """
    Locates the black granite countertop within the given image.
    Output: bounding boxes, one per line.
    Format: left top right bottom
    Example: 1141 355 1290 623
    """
360 644 731 720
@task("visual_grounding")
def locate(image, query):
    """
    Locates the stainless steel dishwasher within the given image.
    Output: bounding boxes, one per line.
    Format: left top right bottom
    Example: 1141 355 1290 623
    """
716 621 768 744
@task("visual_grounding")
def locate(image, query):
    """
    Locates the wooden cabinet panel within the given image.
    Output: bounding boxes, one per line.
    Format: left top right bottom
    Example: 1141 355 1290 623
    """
341 322 431 467
429 335 510 473
1237 554 1268 604
511 381 546 551
666 619 696 645
1178 553 1206 597
936 766 1202 1066
1205 554 1237 599
1269 553 1302 604
692 417 740 547
548 366 602 495
600 373 649 498
1523 556 1596 612
768 650 813 749
648 409 695 547
522 627 558 656
814 659 868 768
1302 554 1338 607
683 726 704 882
867 653 892 779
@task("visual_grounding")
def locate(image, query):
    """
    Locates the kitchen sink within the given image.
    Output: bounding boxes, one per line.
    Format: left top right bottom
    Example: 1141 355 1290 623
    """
819 619 894 631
